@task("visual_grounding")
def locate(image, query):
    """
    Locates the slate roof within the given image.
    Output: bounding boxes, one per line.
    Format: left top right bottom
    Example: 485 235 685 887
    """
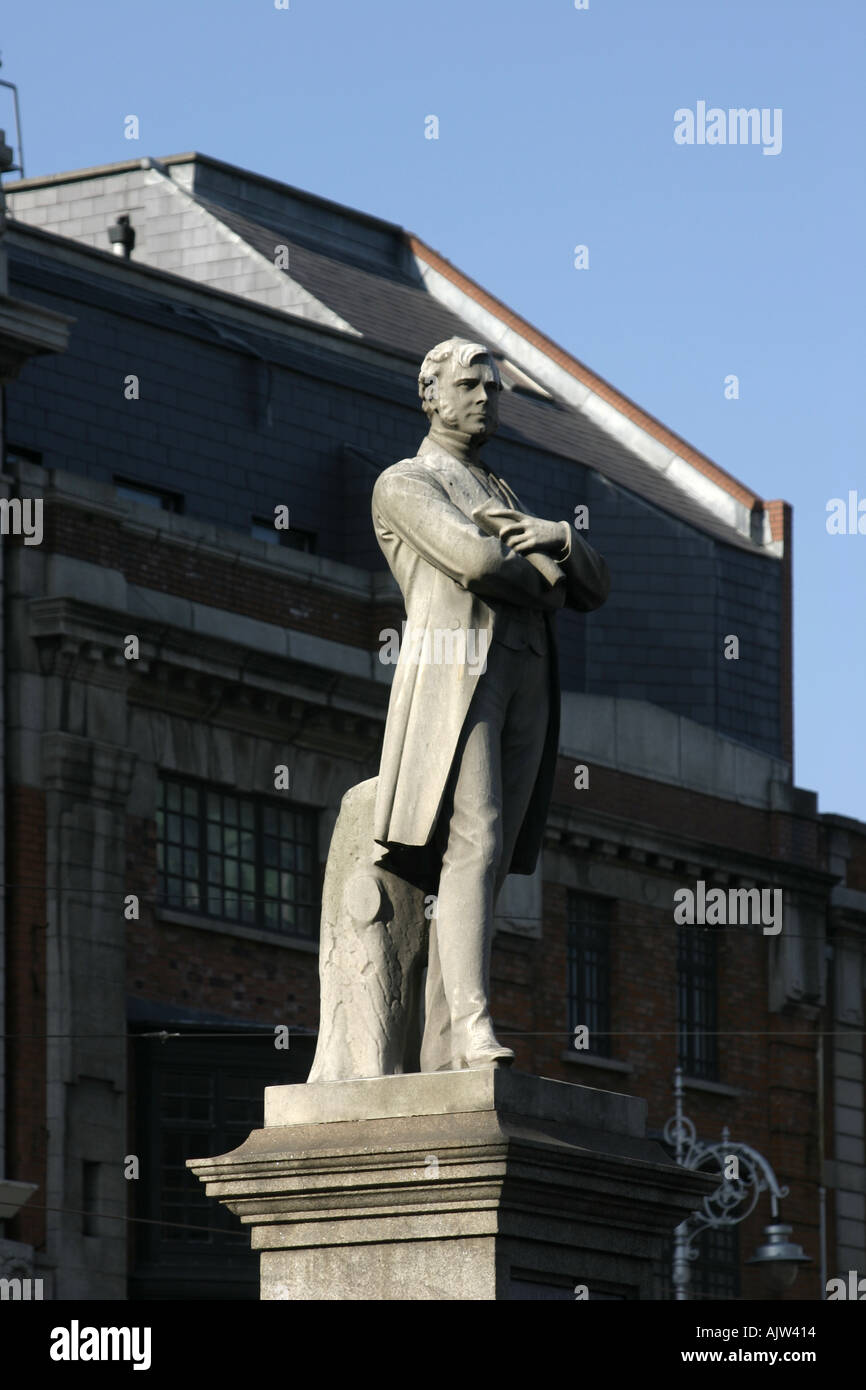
193 194 764 554
195 195 481 360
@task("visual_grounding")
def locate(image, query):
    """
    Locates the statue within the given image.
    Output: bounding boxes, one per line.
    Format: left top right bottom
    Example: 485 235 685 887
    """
307 338 610 1082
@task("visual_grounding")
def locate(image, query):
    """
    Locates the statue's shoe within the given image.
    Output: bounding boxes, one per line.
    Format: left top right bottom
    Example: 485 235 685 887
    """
441 1010 516 1070
459 1042 515 1070
467 1045 514 1067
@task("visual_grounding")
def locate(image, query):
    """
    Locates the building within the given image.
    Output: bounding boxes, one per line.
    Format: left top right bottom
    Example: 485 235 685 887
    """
0 151 863 1300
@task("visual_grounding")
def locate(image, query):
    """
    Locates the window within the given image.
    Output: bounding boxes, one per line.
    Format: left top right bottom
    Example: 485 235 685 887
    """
653 1226 740 1300
130 1028 315 1300
156 777 318 938
692 1225 740 1300
159 1070 231 1246
115 478 184 512
567 893 612 1057
677 926 718 1080
251 517 316 552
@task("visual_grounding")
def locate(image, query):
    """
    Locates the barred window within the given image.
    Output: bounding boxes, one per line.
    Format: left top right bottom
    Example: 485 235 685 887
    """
653 1226 740 1301
567 893 612 1058
130 1028 315 1301
693 1224 740 1300
156 777 318 938
677 926 718 1081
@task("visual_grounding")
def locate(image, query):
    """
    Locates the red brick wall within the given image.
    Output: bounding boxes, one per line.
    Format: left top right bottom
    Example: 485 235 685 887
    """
43 503 402 654
552 757 818 864
125 816 320 1030
490 875 822 1300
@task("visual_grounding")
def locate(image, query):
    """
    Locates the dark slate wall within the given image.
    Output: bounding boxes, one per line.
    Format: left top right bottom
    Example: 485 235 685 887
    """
7 247 782 757
716 545 782 753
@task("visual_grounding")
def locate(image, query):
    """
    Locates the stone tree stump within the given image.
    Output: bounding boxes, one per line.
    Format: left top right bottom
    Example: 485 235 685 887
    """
307 778 432 1082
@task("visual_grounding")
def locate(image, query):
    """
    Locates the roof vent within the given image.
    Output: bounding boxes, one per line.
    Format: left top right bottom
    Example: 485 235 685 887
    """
0 129 14 176
108 213 135 259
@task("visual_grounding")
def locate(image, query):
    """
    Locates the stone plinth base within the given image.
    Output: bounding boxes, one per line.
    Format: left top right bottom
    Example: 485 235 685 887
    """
188 1070 713 1300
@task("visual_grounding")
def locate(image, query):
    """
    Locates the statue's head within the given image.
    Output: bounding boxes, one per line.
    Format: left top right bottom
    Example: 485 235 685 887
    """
418 338 501 444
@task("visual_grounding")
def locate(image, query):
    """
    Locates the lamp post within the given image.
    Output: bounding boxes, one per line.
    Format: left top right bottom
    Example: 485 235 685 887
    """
664 1067 811 1300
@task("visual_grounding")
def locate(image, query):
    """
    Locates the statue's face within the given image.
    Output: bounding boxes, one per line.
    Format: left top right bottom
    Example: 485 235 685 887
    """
433 355 500 441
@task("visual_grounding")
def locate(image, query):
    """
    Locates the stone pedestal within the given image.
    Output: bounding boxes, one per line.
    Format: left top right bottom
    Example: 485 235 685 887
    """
188 1070 714 1301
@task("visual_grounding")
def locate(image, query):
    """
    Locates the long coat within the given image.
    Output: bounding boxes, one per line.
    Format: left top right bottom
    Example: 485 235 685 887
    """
371 438 610 875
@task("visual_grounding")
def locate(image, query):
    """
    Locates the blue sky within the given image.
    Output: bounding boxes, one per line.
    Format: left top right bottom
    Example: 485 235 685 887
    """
3 0 864 818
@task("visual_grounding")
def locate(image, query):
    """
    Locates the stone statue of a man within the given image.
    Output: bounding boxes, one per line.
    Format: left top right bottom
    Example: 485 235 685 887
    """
368 338 610 1071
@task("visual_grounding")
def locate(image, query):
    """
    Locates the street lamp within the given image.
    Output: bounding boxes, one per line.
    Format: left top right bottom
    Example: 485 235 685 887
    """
747 1221 812 1294
664 1067 811 1300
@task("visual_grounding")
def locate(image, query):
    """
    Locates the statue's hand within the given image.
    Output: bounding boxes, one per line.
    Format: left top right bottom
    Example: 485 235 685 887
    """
499 517 566 557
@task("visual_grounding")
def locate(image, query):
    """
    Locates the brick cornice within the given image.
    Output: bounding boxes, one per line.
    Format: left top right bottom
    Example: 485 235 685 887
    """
549 756 833 890
33 501 400 656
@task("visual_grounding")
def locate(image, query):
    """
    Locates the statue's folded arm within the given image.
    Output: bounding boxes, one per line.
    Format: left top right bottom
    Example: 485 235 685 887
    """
373 470 551 608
